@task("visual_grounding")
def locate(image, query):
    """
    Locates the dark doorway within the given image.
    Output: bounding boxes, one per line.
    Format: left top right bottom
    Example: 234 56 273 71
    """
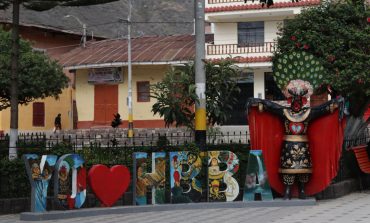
265 72 285 101
224 73 254 125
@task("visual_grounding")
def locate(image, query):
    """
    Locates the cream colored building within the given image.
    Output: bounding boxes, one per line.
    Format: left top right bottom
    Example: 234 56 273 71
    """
72 65 170 128
205 0 321 125
60 35 202 128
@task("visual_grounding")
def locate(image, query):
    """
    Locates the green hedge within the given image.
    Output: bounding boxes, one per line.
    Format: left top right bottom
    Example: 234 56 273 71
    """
0 158 30 198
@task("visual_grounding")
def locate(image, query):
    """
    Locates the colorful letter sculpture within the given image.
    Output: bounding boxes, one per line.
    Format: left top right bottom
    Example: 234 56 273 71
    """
133 152 166 205
54 154 86 209
170 152 202 203
208 151 240 202
88 164 131 207
23 154 58 212
243 150 273 201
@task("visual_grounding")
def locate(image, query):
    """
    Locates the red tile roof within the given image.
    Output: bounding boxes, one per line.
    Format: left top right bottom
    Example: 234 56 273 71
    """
60 34 213 68
205 0 321 13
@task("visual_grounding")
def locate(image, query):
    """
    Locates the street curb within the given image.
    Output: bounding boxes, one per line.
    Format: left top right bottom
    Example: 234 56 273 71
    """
20 198 316 221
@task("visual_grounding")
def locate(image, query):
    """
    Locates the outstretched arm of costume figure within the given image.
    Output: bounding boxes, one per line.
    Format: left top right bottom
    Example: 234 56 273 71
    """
246 98 285 117
310 97 344 121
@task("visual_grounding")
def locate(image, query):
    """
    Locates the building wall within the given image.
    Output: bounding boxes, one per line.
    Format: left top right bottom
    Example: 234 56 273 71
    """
19 26 82 58
253 69 270 99
75 69 94 122
0 88 73 132
76 65 170 128
265 20 282 42
213 20 282 45
214 23 238 45
208 15 287 102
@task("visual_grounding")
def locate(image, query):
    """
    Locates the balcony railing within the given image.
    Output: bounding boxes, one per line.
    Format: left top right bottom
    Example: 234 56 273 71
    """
208 0 244 4
207 42 276 55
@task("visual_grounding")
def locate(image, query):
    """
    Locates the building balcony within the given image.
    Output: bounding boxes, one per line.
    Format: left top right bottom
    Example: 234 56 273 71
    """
207 42 276 56
207 0 244 5
206 42 276 67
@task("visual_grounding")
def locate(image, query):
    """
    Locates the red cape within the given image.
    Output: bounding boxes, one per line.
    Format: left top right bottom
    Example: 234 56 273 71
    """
248 107 345 196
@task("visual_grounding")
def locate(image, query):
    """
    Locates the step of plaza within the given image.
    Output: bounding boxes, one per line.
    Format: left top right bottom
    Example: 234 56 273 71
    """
20 199 316 221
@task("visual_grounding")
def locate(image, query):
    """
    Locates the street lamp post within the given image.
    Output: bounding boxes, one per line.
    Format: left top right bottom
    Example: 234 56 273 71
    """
64 15 86 48
127 0 134 138
194 0 206 148
118 0 134 138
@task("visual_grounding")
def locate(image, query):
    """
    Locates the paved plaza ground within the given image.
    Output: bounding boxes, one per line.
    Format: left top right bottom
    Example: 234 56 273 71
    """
1 191 370 223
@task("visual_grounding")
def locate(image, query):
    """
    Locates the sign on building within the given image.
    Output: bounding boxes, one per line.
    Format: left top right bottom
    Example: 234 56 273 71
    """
88 67 123 84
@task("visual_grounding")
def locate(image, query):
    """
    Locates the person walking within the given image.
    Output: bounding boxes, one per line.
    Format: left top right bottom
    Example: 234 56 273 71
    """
54 113 62 133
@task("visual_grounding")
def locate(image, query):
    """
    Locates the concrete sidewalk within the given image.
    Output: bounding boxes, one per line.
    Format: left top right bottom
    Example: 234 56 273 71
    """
0 191 369 223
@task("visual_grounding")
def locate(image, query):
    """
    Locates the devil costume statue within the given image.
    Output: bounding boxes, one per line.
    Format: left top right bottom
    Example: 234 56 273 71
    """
247 80 344 199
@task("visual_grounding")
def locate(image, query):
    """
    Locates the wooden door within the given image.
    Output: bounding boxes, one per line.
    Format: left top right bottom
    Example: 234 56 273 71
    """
94 85 118 125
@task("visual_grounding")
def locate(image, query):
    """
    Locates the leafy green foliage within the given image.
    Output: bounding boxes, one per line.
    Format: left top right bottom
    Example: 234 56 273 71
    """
151 61 241 129
274 51 326 91
151 64 197 129
0 158 29 198
273 0 370 116
205 60 241 126
0 29 69 110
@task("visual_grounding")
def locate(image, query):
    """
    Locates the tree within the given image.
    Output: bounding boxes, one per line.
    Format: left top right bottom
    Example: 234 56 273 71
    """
273 0 369 138
151 60 241 130
0 0 119 160
0 29 69 107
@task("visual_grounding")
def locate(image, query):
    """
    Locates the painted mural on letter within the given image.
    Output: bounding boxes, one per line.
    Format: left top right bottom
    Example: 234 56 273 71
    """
243 150 273 201
54 154 86 209
208 151 239 202
133 152 166 205
23 154 58 212
170 152 203 203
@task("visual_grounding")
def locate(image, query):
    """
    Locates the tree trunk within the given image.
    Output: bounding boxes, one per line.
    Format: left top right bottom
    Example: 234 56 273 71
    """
9 0 20 160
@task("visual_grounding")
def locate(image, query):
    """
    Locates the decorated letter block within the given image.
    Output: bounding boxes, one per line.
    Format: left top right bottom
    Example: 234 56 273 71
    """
170 151 202 203
133 152 166 205
23 154 58 212
208 151 240 202
54 154 86 209
88 164 131 207
243 150 273 201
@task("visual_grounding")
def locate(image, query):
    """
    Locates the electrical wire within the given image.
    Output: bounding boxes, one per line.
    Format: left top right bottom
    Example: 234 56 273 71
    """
63 19 285 32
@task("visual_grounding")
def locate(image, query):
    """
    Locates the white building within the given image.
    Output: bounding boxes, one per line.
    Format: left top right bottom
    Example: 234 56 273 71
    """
205 0 321 125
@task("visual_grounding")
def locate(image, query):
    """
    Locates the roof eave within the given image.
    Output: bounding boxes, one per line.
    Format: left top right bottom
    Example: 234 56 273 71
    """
64 60 192 70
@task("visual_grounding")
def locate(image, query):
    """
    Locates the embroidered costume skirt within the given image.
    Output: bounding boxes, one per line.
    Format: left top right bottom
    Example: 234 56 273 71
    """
279 141 312 174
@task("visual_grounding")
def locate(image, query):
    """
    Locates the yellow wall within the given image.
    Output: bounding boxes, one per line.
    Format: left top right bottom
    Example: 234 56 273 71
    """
75 69 95 121
0 87 73 132
75 65 169 122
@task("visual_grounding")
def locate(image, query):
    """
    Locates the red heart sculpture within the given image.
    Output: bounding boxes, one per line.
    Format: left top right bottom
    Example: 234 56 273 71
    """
88 165 131 207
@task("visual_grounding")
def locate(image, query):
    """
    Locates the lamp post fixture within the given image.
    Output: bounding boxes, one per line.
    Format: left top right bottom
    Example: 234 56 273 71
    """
127 0 134 138
119 0 134 138
64 14 86 48
194 0 206 148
